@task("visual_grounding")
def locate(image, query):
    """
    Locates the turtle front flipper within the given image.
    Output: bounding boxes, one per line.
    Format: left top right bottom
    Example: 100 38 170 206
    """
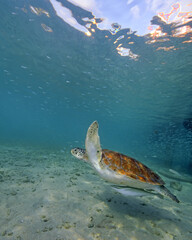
85 121 102 169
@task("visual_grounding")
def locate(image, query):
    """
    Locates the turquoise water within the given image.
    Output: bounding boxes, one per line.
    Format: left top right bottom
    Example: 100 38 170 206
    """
0 1 192 170
1 1 192 240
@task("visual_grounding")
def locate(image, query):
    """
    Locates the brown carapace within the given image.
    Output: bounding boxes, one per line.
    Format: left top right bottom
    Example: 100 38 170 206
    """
101 149 164 185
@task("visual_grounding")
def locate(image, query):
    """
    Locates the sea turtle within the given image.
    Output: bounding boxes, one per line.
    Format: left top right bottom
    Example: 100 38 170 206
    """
71 121 179 203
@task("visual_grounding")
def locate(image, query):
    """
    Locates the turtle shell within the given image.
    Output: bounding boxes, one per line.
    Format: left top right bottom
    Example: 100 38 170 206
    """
101 149 164 185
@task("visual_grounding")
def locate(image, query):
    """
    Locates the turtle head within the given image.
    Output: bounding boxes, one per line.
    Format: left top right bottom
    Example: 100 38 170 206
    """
71 147 88 162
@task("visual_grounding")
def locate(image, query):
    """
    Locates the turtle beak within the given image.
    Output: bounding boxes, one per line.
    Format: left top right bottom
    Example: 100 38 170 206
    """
71 148 76 156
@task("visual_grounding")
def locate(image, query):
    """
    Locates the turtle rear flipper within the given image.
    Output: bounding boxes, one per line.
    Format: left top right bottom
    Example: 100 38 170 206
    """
158 185 180 203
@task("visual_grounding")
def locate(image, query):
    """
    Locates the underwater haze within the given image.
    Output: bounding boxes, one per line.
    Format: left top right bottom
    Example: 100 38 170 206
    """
0 1 192 240
1 0 192 160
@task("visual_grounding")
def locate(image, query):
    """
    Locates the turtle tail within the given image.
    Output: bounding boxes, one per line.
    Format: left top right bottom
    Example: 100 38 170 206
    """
160 185 180 203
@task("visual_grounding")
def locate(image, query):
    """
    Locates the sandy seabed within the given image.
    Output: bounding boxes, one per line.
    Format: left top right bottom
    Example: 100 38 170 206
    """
0 145 191 240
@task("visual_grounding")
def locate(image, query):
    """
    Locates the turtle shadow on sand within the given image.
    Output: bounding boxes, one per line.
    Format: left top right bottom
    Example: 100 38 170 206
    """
97 189 181 222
